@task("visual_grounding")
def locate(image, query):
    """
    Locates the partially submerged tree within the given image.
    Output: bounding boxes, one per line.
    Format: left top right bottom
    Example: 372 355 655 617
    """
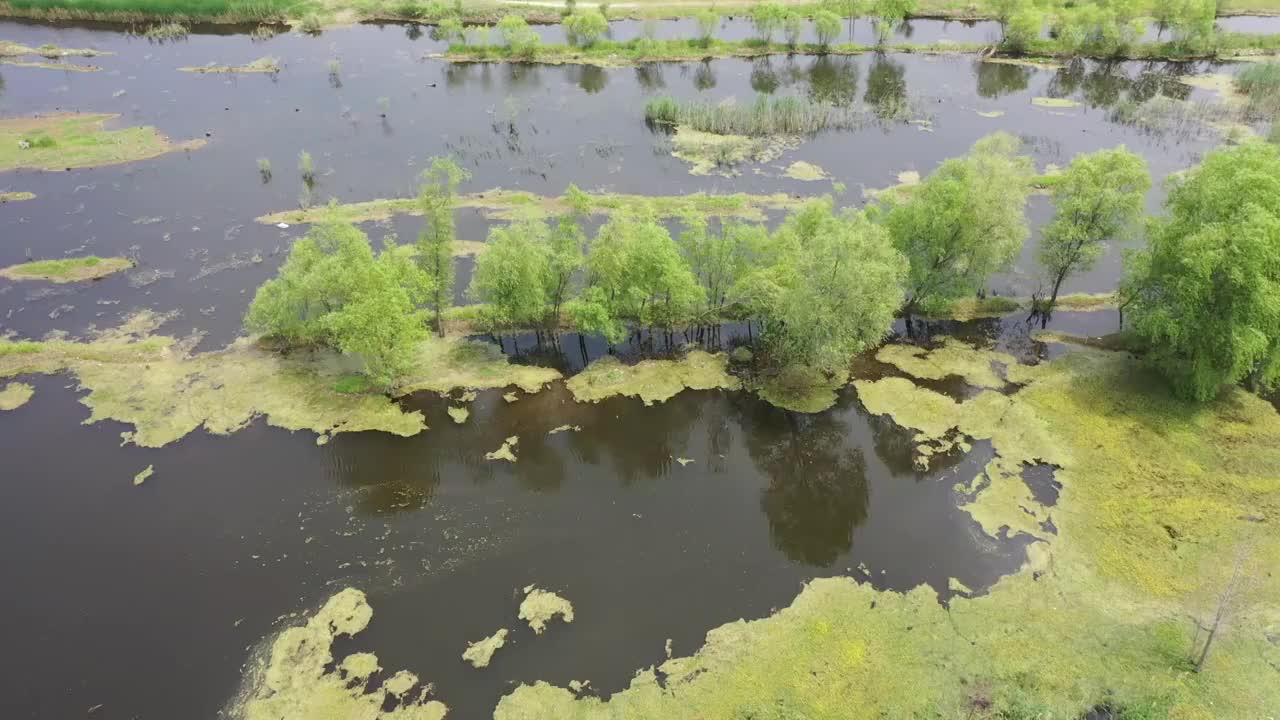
1037 146 1150 318
751 1 786 42
246 221 430 389
695 8 719 45
871 0 916 45
564 9 608 47
782 11 804 48
497 14 540 57
761 199 906 373
1123 141 1280 401
677 212 768 329
1004 5 1043 52
417 156 469 337
469 219 550 335
572 213 703 346
814 10 842 48
881 132 1035 319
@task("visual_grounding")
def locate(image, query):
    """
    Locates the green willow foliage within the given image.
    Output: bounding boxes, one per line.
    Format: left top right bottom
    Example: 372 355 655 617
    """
882 132 1035 315
563 9 608 47
1124 142 1280 401
245 221 430 389
417 157 469 336
1039 147 1150 312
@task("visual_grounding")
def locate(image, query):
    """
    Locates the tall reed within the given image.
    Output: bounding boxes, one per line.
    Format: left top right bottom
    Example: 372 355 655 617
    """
645 94 862 136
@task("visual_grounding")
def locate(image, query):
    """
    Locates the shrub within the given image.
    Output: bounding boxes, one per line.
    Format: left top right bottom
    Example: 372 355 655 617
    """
814 10 841 47
497 14 540 56
1004 7 1043 52
751 1 785 42
436 16 464 44
696 8 718 44
564 9 608 47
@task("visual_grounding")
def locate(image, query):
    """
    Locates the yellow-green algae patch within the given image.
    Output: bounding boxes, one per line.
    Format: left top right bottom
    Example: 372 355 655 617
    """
0 256 132 283
566 350 739 406
497 345 1280 719
1 59 100 71
669 127 798 177
485 435 519 462
0 312 470 447
132 464 154 485
0 381 33 410
0 114 205 173
0 191 35 202
462 628 509 668
519 586 574 634
1032 97 1081 108
179 56 279 73
230 587 447 720
751 369 848 414
447 406 470 424
782 160 828 181
0 40 111 58
257 189 810 226
875 338 1016 389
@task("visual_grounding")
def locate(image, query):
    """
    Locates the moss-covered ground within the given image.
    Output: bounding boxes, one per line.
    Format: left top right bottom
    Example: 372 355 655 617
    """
0 114 204 173
495 344 1280 719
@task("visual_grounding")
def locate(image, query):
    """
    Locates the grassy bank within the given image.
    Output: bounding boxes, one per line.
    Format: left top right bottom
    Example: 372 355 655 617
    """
0 256 133 282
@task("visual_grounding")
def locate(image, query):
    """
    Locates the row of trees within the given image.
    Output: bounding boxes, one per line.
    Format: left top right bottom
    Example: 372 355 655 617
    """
247 139 1278 403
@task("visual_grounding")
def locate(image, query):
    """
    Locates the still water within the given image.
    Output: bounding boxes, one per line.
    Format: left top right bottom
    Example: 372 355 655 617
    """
0 16 1268 719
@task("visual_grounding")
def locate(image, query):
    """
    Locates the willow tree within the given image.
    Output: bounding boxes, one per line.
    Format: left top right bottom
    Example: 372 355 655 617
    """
678 212 769 330
871 0 916 44
416 157 469 336
882 132 1035 318
573 214 703 346
761 199 906 373
1123 142 1280 401
468 219 550 336
1038 146 1150 318
246 221 431 389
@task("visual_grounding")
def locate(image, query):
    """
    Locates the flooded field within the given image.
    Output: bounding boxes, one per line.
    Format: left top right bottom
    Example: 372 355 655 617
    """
0 14 1277 720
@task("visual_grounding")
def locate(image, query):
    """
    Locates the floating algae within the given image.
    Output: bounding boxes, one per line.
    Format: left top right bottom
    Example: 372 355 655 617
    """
503 392 519 403
495 346 1280 719
485 436 519 462
782 160 828 181
1032 97 1081 108
462 628 509 668
0 191 35 202
566 351 739 406
875 338 1016 390
548 424 581 434
519 586 574 634
230 588 447 720
447 406 470 424
132 464 154 485
180 56 279 73
0 114 204 173
0 381 33 410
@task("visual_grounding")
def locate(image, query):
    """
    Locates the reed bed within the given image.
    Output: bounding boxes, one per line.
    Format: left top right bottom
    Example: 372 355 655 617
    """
644 95 862 136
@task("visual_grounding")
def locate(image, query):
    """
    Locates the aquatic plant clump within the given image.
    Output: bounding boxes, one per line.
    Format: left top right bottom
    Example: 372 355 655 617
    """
518 586 574 634
0 191 36 202
179 55 279 72
497 344 1280 719
231 587 448 720
566 350 739 406
461 628 508 668
0 256 132 283
0 114 204 172
0 381 33 410
646 94 865 137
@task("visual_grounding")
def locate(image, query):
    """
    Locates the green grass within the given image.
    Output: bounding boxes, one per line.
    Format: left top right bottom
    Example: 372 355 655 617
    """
1236 60 1280 117
646 94 863 136
0 114 204 172
0 0 293 20
0 256 133 283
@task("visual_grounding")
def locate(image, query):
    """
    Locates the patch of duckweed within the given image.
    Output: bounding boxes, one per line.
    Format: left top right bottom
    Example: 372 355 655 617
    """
566 350 738 406
861 169 921 201
132 464 154 485
179 56 280 73
0 40 110 58
497 345 1280 719
462 628 509 668
1052 292 1116 311
875 338 1015 389
548 424 580 434
0 312 436 447
230 588 447 720
0 256 132 283
0 381 33 410
751 366 848 414
256 189 809 226
0 114 204 172
782 160 828 181
447 406 470 424
668 127 798 177
1032 97 1081 108
1 59 100 71
0 191 35 202
485 435 519 462
519 586 574 635
932 295 1023 320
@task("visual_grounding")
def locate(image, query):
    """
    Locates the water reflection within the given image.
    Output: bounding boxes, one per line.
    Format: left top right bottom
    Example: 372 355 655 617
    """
865 53 909 120
745 396 870 566
750 57 781 94
806 55 861 106
569 64 609 93
693 60 717 90
975 59 1030 98
635 63 666 91
1046 59 1190 109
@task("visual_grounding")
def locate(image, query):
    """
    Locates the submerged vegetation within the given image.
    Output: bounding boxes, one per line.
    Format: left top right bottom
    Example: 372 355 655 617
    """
0 256 133 283
179 55 279 72
0 114 204 172
645 94 863 136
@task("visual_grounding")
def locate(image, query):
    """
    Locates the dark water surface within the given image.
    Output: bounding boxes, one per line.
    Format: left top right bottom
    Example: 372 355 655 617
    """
0 16 1264 720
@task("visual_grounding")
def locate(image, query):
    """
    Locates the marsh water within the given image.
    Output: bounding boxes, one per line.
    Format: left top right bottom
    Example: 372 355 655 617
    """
0 16 1271 720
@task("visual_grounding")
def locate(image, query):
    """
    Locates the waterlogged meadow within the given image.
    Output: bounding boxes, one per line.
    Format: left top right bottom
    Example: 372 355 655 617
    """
0 8 1279 720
